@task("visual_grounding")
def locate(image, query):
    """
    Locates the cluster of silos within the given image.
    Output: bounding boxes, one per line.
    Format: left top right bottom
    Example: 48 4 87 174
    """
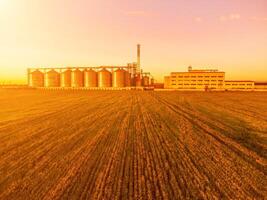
28 68 137 88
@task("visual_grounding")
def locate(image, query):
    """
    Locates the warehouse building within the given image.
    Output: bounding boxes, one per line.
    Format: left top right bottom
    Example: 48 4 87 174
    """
164 66 225 90
254 82 267 90
224 80 254 90
164 67 267 91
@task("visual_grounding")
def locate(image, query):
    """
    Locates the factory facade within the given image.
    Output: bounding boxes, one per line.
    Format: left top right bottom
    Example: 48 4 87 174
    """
164 67 266 91
164 67 225 90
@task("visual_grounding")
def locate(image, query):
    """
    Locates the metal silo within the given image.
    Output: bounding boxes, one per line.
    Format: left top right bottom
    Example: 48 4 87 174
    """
142 76 150 87
125 71 131 87
98 68 112 87
84 69 97 87
112 69 125 87
45 69 60 87
150 78 154 86
60 69 72 87
71 69 84 87
29 70 44 87
135 74 142 87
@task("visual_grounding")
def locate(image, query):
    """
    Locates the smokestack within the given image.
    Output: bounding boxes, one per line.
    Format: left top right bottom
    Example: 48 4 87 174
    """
137 44 141 73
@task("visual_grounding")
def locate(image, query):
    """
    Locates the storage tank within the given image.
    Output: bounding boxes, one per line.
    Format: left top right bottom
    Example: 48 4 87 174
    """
71 69 84 87
45 69 60 87
29 70 44 87
98 68 112 87
112 69 125 87
142 76 150 87
84 69 97 87
131 76 136 86
60 69 72 87
125 71 131 87
135 74 142 87
150 78 154 86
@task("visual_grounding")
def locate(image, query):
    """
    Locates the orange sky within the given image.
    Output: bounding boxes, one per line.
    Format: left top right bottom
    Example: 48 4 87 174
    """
0 0 266 83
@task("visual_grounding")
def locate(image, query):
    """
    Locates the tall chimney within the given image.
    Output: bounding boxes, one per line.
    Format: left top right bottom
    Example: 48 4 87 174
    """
137 44 141 73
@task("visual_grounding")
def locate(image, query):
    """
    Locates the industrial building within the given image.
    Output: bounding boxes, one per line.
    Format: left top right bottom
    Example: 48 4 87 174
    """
28 45 154 89
254 82 267 90
164 67 266 91
164 66 225 90
27 44 266 91
224 80 254 90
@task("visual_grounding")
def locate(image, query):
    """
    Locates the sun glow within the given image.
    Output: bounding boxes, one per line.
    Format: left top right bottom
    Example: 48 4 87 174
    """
0 0 8 7
0 0 267 83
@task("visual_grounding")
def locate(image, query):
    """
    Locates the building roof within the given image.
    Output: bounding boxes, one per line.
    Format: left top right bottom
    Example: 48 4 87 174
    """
170 71 225 74
255 82 267 86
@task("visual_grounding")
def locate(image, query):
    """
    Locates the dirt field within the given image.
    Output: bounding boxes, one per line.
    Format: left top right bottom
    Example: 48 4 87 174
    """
0 89 266 200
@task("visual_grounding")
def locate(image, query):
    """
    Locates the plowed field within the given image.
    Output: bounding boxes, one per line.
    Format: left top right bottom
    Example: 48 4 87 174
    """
0 89 266 200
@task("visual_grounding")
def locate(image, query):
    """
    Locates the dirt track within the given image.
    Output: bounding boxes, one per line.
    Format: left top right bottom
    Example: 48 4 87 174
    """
0 90 266 200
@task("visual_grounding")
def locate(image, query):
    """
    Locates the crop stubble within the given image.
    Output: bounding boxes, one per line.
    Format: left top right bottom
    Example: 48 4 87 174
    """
0 89 266 199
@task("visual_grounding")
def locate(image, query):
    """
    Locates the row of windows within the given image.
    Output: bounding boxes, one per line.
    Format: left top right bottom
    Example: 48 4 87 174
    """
174 87 218 89
172 83 222 86
225 84 253 86
172 80 223 82
171 75 224 78
226 88 252 89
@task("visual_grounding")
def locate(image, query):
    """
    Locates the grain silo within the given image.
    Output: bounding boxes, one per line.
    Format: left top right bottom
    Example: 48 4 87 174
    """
71 69 84 87
98 68 112 87
60 69 72 87
112 69 125 87
29 70 44 87
84 69 98 87
142 76 150 87
45 69 60 87
125 71 131 87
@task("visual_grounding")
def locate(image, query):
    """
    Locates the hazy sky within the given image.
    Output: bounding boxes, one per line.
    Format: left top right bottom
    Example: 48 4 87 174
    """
0 0 266 83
